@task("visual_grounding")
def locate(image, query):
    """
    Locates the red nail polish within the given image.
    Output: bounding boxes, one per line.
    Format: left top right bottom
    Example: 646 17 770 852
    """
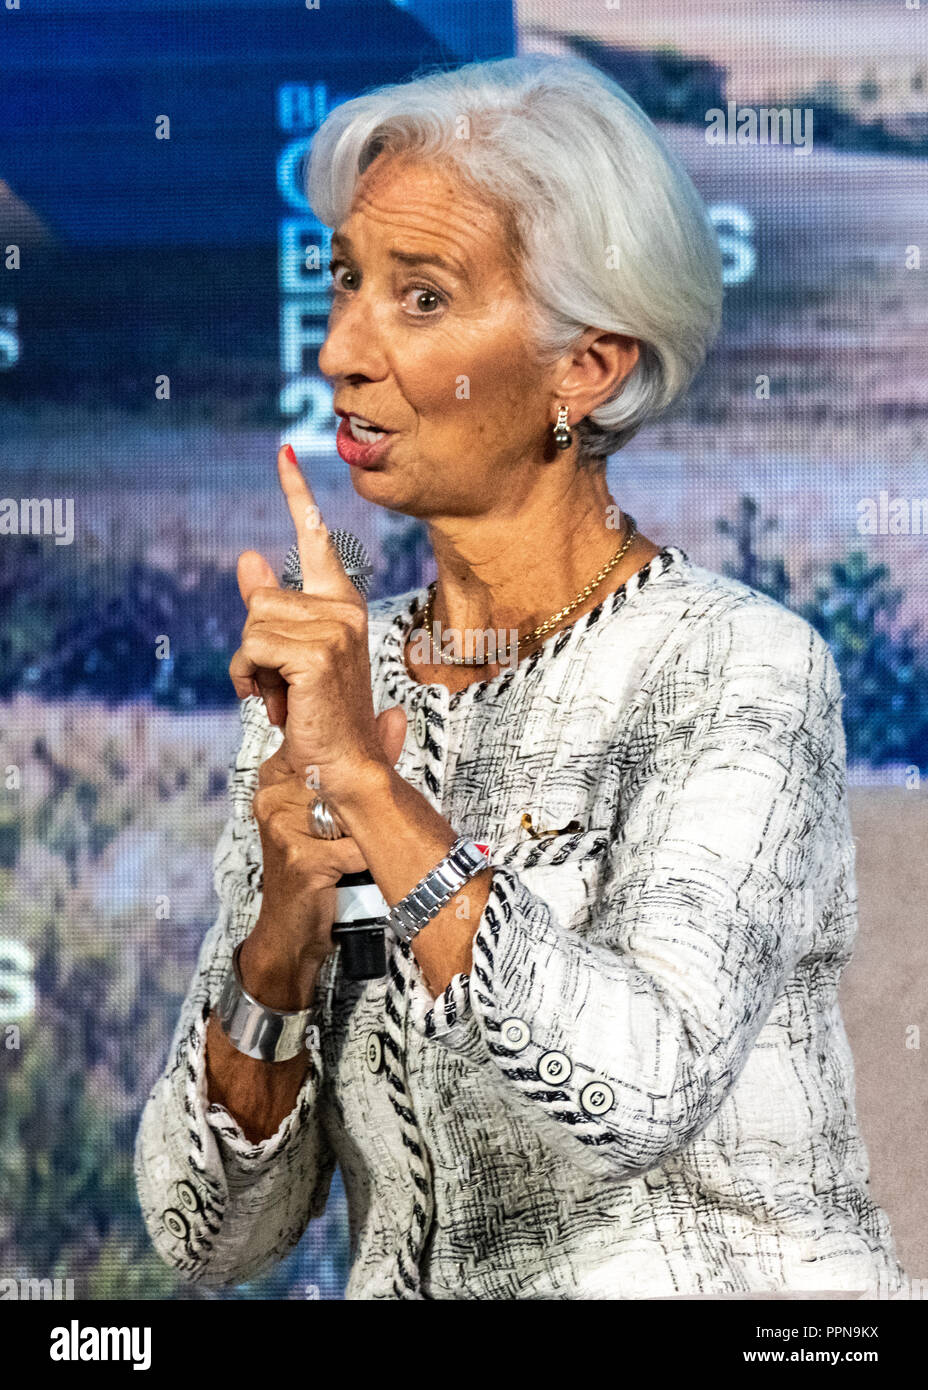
283 443 297 464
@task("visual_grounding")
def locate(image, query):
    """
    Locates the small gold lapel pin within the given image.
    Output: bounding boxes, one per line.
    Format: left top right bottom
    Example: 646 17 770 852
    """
520 812 584 840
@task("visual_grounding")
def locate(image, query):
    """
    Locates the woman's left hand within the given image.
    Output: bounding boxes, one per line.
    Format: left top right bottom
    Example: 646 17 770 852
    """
228 444 406 816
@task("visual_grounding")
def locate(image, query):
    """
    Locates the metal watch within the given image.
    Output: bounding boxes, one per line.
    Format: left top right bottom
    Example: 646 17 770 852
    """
216 942 320 1063
387 835 490 944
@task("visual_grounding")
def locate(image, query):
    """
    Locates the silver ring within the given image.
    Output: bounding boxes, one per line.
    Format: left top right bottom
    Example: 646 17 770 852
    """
310 797 343 840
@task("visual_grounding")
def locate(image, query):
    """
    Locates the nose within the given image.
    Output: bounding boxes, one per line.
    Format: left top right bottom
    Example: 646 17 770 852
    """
317 284 387 384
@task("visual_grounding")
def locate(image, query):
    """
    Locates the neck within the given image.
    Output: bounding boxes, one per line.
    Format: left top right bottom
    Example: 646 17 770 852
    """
423 462 642 637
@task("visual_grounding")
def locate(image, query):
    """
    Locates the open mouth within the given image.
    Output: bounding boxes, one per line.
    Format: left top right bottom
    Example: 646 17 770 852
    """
335 415 396 468
346 414 392 443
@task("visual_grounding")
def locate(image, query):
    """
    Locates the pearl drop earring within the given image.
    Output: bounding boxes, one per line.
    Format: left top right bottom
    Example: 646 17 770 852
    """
552 403 572 450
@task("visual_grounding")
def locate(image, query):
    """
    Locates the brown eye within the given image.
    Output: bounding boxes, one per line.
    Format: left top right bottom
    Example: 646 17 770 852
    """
329 262 356 292
403 284 447 318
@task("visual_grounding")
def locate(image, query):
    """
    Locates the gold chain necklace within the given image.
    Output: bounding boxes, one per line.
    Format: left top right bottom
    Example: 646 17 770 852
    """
416 514 639 667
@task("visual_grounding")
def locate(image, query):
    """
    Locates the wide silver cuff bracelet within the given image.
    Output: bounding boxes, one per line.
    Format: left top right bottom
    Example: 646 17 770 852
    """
387 835 490 945
216 942 319 1063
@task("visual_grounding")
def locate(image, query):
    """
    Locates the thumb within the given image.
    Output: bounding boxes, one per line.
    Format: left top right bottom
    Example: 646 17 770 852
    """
375 704 408 767
237 549 280 607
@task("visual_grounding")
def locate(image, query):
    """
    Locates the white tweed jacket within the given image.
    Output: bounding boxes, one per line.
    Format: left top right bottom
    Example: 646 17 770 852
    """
134 544 909 1299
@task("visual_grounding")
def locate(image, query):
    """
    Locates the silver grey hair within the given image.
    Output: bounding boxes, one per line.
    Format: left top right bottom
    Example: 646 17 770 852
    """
306 54 723 463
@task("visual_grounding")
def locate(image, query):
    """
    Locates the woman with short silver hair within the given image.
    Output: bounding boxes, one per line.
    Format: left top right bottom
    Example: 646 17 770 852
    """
135 55 907 1299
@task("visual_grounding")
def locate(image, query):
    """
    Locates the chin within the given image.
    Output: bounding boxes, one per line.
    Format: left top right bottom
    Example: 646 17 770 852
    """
348 465 407 510
348 460 444 523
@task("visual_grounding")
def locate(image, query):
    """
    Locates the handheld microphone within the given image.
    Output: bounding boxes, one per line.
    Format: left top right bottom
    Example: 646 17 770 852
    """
281 532 390 980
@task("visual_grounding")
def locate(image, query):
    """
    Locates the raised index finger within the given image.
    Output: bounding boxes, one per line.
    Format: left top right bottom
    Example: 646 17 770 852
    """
277 442 356 599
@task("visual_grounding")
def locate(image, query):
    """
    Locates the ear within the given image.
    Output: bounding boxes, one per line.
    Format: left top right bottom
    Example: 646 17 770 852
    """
555 330 640 415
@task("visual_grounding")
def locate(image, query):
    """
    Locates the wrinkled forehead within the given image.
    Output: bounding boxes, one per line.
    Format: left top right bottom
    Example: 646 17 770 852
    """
341 151 524 284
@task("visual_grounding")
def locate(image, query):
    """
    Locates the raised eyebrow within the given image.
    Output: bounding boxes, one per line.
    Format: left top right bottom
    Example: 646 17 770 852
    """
330 232 468 285
388 250 468 284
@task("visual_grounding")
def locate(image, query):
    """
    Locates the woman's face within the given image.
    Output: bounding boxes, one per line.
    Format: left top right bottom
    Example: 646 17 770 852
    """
317 154 563 520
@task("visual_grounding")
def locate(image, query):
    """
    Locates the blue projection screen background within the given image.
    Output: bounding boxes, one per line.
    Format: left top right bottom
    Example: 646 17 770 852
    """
1 0 926 1299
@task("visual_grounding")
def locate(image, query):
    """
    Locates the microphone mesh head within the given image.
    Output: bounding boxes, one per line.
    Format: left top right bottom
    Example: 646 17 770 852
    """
281 528 373 598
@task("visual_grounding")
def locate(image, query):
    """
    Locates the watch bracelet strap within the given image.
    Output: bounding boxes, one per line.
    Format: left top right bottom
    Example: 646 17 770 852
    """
388 835 490 944
216 941 321 1063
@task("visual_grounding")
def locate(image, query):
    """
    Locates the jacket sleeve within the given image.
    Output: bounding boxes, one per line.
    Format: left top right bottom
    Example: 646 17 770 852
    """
403 605 851 1182
134 697 338 1288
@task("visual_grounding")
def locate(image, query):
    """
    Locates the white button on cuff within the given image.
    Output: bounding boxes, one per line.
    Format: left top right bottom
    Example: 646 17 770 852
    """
414 706 428 748
538 1050 572 1085
579 1080 615 1116
499 1017 531 1052
176 1180 200 1214
163 1209 189 1240
365 1030 384 1074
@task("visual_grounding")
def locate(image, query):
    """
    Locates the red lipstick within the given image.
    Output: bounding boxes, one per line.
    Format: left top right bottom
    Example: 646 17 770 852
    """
335 416 395 468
